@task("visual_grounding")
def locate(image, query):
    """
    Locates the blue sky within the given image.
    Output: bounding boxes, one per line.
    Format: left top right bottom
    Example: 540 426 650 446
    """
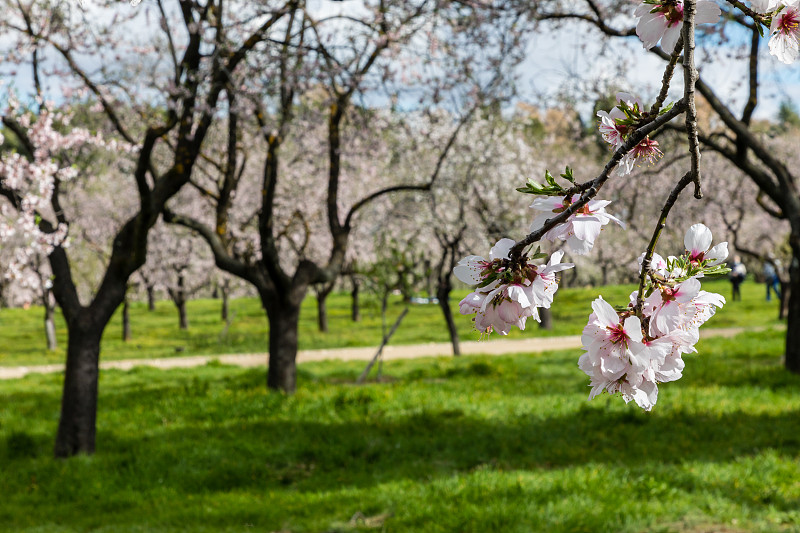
4 1 799 122
518 16 800 122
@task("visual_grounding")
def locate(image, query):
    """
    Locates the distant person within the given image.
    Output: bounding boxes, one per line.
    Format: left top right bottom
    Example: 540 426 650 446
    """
729 255 746 301
764 258 782 302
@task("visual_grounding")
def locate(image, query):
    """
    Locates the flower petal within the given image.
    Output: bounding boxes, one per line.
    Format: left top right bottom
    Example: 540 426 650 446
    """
684 223 712 255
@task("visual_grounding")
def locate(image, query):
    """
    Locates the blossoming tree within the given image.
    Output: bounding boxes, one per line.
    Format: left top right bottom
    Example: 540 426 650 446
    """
1 0 294 456
164 1 523 392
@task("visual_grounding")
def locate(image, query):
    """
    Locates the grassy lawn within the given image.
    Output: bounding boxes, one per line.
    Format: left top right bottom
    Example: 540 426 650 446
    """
1 328 798 532
0 277 785 366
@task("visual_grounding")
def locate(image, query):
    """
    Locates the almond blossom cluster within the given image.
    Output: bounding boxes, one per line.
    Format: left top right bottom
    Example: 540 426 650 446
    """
578 223 728 411
0 106 103 289
597 93 664 175
454 238 574 335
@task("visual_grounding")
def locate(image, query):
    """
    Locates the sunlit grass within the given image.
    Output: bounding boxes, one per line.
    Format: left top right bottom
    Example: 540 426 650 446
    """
0 277 784 366
1 329 797 532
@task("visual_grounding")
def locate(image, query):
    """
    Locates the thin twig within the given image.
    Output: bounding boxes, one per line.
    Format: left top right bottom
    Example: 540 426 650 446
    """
508 100 686 262
357 307 409 384
725 0 770 25
683 0 703 199
650 36 683 116
634 171 695 316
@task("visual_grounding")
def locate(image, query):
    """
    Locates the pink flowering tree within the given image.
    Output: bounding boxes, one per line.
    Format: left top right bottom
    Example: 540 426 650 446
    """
164 1 524 392
1 0 294 456
0 104 99 351
143 221 214 330
531 0 800 374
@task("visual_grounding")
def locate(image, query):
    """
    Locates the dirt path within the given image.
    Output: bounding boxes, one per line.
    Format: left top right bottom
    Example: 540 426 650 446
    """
0 326 760 380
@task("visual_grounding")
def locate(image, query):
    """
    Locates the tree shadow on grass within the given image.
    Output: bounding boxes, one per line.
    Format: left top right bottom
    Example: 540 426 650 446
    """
90 402 800 499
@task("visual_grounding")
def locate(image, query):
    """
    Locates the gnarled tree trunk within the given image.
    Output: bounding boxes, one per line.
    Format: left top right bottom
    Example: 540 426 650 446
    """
221 279 230 322
146 285 156 311
168 274 189 330
54 322 102 457
178 300 188 330
122 298 131 342
314 282 334 333
437 282 460 356
350 274 361 322
264 295 302 393
785 240 800 372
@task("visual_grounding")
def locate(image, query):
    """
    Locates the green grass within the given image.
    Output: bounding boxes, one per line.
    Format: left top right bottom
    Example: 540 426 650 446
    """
0 277 785 366
1 328 798 532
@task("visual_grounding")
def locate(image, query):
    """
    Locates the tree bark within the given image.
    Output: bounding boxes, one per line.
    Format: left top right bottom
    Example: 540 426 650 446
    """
350 275 361 322
221 279 230 322
437 283 460 356
146 285 156 311
122 298 131 342
44 291 57 351
169 274 189 330
54 324 102 457
313 282 334 333
265 298 301 393
785 242 800 372
780 279 791 320
178 300 188 330
539 308 553 330
316 295 328 333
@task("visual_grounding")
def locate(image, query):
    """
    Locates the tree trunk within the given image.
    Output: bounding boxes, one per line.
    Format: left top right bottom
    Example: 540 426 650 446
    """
146 285 156 311
54 325 102 457
437 283 460 356
171 274 189 330
44 292 57 351
780 279 790 320
221 280 230 322
785 243 800 372
539 308 553 330
178 299 188 330
350 275 361 322
122 298 131 342
316 295 328 333
314 283 334 333
265 299 301 393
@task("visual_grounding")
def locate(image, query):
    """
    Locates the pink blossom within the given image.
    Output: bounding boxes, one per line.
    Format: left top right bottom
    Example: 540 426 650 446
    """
769 3 800 64
530 250 574 308
638 251 668 277
596 107 626 146
455 238 573 335
596 93 664 174
579 297 645 381
645 277 701 336
686 290 726 329
684 223 728 266
653 328 699 383
453 238 513 284
635 1 721 51
529 195 624 255
578 297 666 410
630 137 664 165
